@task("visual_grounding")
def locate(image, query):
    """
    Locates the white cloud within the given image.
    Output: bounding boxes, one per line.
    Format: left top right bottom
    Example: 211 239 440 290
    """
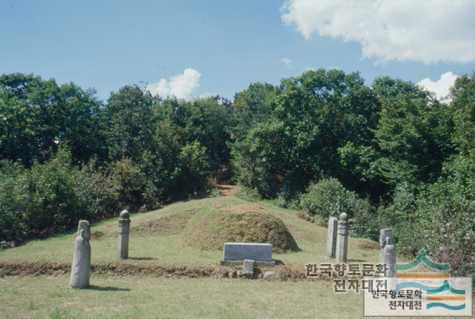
147 68 201 101
281 57 293 67
417 72 458 102
281 0 475 63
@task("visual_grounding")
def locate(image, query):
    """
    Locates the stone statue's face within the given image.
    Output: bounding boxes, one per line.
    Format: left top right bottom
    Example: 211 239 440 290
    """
78 221 91 240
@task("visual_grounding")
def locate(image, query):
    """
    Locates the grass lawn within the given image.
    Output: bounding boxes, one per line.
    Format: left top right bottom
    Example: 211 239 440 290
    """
2 192 432 319
0 275 364 319
0 194 380 267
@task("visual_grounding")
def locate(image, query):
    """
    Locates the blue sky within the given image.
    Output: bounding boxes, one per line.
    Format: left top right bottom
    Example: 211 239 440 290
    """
1 0 474 101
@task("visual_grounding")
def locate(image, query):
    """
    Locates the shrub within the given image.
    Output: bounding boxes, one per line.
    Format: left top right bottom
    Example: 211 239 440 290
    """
299 178 376 238
110 158 149 211
12 149 82 238
0 161 25 241
0 150 123 242
405 156 474 276
75 163 120 220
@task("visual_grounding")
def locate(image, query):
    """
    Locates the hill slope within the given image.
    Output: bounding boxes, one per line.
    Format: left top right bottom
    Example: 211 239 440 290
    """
0 193 380 267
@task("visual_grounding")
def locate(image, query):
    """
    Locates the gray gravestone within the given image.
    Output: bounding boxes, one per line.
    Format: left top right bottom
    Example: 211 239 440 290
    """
118 209 130 259
326 216 338 258
70 220 91 289
241 259 255 277
336 213 349 263
222 243 274 265
382 244 396 277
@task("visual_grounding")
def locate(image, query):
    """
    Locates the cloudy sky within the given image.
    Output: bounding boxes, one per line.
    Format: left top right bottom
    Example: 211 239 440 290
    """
1 0 474 101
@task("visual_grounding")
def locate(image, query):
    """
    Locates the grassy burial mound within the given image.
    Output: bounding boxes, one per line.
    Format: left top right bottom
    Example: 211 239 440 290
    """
184 208 299 253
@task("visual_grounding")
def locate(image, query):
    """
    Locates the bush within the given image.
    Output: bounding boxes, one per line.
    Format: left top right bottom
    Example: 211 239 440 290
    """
75 163 120 220
0 150 123 242
110 158 150 211
299 178 376 238
401 156 474 276
12 149 83 238
0 161 26 241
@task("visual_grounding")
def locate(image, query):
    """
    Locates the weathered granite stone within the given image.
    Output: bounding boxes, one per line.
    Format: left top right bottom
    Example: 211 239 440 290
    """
263 271 278 280
382 244 396 277
379 228 393 264
379 228 393 248
336 213 349 263
326 216 338 258
118 210 130 259
70 220 91 289
222 242 274 265
242 259 255 275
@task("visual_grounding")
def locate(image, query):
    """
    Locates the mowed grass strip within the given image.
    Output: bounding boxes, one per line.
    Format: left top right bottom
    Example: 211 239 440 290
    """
0 275 363 319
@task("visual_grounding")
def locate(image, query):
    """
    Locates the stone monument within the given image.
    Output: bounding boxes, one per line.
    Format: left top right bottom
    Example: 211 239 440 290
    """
222 242 274 266
70 220 91 289
336 213 348 263
379 228 393 264
382 243 396 277
379 228 393 249
118 209 130 259
326 216 338 258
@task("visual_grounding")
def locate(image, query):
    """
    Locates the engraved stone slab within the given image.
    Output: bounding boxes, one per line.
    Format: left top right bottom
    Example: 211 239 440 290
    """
222 242 274 265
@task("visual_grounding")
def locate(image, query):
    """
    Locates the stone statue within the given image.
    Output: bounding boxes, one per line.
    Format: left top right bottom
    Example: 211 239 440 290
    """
70 220 91 288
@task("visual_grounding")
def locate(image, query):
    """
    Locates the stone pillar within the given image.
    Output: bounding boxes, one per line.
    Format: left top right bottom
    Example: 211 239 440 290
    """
70 220 91 289
382 244 396 277
326 216 338 258
379 228 393 249
118 210 130 259
336 213 349 263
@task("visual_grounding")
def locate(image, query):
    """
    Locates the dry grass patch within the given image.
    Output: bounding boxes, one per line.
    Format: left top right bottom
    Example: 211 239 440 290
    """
132 210 196 236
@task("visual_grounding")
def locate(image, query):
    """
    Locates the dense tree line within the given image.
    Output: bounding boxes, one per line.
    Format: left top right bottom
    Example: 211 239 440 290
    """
0 70 473 275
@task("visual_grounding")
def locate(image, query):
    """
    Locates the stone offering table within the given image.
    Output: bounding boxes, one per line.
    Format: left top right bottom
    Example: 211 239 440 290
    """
221 242 275 266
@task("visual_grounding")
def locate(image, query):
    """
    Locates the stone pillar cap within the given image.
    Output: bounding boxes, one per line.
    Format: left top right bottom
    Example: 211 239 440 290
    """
119 210 130 219
339 212 348 220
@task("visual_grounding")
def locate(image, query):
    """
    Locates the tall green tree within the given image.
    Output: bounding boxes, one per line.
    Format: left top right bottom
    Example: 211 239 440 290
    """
234 69 380 197
105 85 156 162
0 73 105 166
451 73 475 155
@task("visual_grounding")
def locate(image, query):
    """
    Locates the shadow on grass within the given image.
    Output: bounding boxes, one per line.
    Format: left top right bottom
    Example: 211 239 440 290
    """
128 257 156 261
87 285 130 292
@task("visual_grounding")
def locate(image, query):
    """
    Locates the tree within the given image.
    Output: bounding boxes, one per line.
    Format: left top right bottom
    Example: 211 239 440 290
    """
156 96 234 174
451 73 475 154
104 85 156 162
0 73 105 166
233 69 380 197
233 82 279 138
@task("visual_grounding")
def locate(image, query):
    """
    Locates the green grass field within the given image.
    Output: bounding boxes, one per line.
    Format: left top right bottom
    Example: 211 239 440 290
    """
2 191 471 319
0 275 363 319
0 195 379 266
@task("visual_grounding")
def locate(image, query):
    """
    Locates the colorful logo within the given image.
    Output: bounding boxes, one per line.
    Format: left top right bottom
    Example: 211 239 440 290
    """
364 248 472 317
